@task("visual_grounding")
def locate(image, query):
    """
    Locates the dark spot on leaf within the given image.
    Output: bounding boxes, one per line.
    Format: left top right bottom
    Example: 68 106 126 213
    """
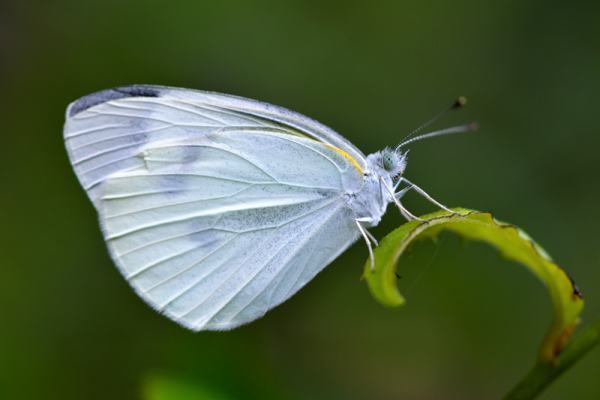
568 275 584 299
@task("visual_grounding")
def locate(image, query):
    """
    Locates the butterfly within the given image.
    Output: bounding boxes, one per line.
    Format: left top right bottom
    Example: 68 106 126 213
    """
64 85 473 331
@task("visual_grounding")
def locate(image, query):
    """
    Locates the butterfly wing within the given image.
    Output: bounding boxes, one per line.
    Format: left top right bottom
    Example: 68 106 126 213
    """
64 87 365 330
64 85 366 205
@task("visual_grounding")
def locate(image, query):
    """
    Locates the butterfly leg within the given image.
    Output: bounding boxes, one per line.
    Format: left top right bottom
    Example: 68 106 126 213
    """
381 178 423 222
355 218 377 271
394 184 413 200
400 178 456 215
394 184 421 220
397 200 421 221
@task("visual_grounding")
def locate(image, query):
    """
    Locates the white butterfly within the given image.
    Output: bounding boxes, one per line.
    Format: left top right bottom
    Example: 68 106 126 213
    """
64 85 469 331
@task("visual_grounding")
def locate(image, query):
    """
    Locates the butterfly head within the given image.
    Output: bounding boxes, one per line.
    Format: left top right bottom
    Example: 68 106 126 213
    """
372 147 407 179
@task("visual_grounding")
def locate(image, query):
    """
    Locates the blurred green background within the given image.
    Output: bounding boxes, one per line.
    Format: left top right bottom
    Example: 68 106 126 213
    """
1 1 599 399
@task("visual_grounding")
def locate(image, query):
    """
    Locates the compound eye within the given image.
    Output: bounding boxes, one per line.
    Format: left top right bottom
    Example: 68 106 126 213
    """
383 153 395 171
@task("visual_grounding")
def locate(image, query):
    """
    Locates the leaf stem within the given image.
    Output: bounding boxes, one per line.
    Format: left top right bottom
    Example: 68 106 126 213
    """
504 319 600 400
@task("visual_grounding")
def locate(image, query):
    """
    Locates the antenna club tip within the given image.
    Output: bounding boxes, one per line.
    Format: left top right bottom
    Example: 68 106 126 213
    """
468 121 479 131
453 96 468 109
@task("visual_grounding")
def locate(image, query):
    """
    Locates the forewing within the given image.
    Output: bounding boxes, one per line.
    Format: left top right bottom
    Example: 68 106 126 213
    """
97 131 361 330
64 85 366 205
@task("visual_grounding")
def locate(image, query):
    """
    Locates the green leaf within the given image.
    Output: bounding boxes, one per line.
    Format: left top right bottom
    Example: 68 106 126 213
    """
362 208 584 362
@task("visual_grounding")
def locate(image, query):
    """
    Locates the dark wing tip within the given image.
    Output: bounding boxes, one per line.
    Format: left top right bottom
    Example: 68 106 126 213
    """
67 85 162 117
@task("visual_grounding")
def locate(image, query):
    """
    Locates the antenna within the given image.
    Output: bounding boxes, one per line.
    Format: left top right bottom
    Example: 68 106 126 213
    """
398 96 468 146
397 122 478 149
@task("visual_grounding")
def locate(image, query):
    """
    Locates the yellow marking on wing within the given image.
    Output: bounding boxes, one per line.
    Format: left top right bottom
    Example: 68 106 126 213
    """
322 143 364 174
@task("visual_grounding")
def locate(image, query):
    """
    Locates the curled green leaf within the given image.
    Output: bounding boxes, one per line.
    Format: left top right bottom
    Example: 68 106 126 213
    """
362 208 584 362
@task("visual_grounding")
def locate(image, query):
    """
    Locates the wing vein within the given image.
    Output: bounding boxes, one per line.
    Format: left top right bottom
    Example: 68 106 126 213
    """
105 196 329 240
146 236 238 294
65 123 130 139
119 98 230 125
73 142 141 165
211 204 344 327
104 185 255 219
79 153 141 177
145 142 280 182
158 198 340 312
68 124 172 151
115 226 227 258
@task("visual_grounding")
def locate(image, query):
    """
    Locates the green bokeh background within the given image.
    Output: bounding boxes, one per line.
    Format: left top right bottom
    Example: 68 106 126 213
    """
2 1 599 399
